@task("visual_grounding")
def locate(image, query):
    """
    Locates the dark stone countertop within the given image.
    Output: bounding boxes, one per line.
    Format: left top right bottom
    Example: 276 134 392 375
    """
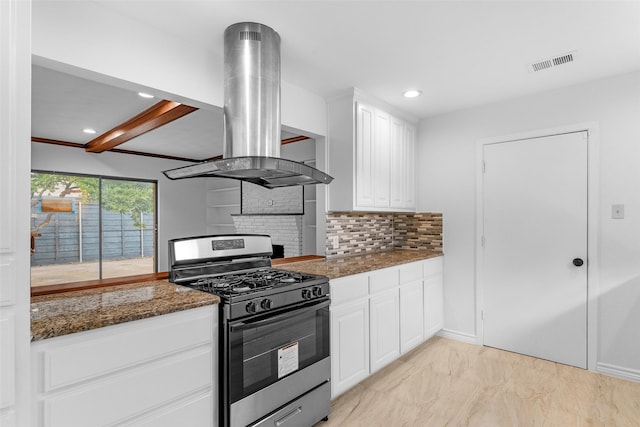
276 249 442 279
31 280 219 342
31 250 441 341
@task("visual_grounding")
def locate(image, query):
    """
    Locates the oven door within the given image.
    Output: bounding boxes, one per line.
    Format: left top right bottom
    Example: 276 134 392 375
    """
227 298 330 404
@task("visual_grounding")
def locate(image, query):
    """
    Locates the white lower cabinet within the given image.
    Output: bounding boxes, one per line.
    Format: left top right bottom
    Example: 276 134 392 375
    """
400 280 424 354
369 288 400 373
330 298 370 398
31 305 218 427
424 257 444 339
330 258 443 398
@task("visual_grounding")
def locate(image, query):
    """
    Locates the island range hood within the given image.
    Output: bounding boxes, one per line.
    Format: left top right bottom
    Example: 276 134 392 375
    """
163 22 333 189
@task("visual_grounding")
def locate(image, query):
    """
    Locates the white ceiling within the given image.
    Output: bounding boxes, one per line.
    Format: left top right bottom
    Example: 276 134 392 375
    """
32 0 640 160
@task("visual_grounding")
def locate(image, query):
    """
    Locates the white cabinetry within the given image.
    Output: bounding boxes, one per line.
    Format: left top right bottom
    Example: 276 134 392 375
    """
399 262 424 354
391 122 416 209
330 258 443 398
1 1 30 425
328 88 417 212
372 108 391 208
355 103 375 207
31 306 218 427
369 267 400 372
330 274 370 398
0 315 16 414
424 257 444 339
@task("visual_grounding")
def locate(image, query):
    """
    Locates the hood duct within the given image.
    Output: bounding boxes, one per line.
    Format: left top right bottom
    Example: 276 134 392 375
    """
163 22 333 189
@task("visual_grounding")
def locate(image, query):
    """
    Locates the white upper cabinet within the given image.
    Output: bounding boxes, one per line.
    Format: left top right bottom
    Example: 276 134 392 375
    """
328 89 417 212
355 103 376 207
373 107 391 208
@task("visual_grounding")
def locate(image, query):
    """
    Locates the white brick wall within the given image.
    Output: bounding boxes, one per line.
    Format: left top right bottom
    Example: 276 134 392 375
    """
241 183 303 214
232 215 303 257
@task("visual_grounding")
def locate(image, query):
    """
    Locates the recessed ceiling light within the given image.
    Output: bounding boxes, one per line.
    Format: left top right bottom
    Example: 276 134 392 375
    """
138 92 154 99
403 89 423 98
83 128 97 134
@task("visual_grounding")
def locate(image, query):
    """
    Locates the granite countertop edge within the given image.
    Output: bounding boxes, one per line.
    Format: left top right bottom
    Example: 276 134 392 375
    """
276 249 443 279
30 280 219 342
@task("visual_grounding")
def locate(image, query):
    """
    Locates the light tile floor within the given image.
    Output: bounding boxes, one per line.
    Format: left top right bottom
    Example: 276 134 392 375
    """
317 336 640 426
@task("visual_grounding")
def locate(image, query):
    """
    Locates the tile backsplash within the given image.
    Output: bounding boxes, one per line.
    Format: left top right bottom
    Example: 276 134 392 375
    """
325 212 443 258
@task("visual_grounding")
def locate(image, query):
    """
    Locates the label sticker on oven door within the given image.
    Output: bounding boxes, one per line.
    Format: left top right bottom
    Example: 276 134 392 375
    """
278 342 299 378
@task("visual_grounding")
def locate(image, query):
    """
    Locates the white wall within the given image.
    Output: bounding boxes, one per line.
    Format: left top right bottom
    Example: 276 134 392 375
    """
32 0 327 137
418 71 640 376
31 144 207 271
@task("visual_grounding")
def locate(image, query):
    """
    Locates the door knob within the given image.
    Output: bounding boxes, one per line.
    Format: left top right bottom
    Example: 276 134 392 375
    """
572 258 584 267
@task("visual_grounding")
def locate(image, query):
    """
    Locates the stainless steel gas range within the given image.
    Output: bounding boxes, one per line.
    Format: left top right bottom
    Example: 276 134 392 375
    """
168 234 331 427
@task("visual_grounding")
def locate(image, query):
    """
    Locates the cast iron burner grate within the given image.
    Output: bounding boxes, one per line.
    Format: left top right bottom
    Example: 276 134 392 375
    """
189 268 314 296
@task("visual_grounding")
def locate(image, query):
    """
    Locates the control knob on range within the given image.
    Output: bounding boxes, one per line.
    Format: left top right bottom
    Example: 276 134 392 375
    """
312 286 323 297
245 301 257 314
260 298 273 310
301 289 313 300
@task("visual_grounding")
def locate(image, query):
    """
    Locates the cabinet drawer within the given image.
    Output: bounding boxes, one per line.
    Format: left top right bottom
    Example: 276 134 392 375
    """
119 390 213 427
399 262 423 284
44 348 212 427
369 267 399 294
330 274 368 305
34 306 214 392
423 257 443 277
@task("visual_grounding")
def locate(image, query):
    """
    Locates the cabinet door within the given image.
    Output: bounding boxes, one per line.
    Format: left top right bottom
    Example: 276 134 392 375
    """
404 123 416 209
389 117 405 209
356 102 375 207
373 109 391 208
331 299 369 398
424 259 444 339
400 280 424 353
369 289 400 373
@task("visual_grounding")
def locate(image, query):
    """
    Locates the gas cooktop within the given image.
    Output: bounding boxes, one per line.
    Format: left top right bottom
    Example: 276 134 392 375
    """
187 268 318 298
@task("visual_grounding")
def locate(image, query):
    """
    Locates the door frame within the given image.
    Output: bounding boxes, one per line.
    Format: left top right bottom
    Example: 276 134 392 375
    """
475 122 600 371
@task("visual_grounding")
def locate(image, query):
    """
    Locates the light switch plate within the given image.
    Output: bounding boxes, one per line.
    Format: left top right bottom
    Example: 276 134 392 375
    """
612 204 624 219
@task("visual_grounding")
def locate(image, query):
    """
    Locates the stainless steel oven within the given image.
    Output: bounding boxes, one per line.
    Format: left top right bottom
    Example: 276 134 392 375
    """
168 234 331 427
226 298 330 426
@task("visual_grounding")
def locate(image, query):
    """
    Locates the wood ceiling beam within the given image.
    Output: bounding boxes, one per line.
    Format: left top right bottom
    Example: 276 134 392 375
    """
31 137 85 149
31 136 201 163
281 135 310 145
84 100 198 153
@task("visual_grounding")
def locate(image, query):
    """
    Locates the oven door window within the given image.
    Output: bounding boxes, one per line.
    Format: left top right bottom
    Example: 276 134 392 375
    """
228 299 330 403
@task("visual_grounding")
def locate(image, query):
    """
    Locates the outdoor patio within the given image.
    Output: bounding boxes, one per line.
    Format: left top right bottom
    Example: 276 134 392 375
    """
30 257 154 287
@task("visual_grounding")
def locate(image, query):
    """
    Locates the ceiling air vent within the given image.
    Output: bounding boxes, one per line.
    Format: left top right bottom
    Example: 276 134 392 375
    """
529 51 576 73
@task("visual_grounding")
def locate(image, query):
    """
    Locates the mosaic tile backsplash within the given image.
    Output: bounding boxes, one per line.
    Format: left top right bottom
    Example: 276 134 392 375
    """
325 212 443 258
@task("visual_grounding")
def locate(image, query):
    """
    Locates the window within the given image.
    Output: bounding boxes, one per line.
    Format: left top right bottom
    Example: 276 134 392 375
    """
30 171 157 287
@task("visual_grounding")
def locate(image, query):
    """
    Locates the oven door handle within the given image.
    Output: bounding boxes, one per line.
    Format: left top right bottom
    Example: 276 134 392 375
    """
230 299 330 331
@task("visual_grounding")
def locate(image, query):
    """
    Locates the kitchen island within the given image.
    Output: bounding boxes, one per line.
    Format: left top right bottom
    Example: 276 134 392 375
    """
30 282 219 427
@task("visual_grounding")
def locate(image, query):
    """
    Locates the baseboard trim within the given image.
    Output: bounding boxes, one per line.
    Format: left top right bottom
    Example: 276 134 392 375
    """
596 362 640 383
437 329 478 345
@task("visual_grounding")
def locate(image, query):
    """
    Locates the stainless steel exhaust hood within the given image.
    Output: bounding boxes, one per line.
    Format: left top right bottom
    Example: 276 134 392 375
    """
163 22 333 189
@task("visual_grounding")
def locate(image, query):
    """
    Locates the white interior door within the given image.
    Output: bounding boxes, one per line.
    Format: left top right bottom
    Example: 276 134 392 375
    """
482 131 588 369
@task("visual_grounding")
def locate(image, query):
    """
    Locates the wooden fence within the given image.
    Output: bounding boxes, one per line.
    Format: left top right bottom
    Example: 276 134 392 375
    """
31 202 154 266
